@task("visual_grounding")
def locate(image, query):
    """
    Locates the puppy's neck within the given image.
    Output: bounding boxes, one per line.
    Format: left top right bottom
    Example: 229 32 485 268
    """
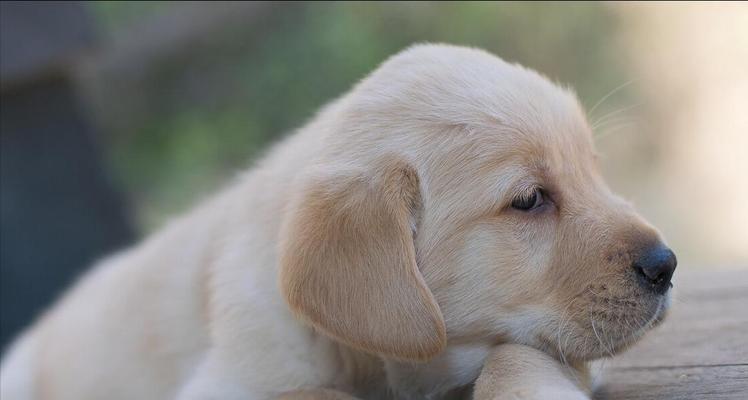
383 343 492 400
336 342 492 400
331 342 390 399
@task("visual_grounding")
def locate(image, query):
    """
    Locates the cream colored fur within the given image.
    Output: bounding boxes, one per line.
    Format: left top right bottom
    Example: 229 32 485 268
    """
0 44 671 400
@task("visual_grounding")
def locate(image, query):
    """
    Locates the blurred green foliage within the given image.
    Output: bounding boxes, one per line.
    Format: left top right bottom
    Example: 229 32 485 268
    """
88 2 631 232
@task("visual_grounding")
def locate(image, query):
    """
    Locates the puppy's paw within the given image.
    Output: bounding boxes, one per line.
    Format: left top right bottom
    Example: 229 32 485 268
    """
473 344 590 400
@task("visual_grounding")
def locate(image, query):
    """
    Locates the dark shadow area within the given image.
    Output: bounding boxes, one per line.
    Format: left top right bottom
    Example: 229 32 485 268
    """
1 1 134 350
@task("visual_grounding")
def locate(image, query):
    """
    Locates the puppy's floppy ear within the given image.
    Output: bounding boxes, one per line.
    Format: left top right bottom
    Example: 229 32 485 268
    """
279 158 446 362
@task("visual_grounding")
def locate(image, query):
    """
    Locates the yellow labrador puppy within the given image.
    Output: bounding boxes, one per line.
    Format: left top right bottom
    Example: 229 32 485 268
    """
1 44 676 400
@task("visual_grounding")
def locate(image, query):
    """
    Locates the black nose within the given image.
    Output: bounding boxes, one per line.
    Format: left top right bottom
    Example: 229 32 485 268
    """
632 244 677 294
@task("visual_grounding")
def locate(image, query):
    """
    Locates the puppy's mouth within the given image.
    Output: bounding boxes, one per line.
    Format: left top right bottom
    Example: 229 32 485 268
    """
583 292 669 359
547 283 671 362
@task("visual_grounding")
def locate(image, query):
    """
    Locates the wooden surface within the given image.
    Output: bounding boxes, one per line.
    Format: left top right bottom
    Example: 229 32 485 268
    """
594 269 748 399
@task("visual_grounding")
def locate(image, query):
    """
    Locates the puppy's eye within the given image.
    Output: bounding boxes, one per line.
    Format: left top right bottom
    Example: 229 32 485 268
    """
511 188 545 211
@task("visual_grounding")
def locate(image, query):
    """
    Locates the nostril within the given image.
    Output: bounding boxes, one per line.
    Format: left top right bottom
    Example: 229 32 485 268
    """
632 245 677 293
633 264 651 280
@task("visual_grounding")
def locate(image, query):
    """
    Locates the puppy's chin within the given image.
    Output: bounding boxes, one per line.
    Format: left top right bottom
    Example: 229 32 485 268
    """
583 293 670 360
538 289 671 363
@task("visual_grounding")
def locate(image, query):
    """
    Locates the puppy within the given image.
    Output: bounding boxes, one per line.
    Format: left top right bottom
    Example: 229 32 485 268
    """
0 44 675 400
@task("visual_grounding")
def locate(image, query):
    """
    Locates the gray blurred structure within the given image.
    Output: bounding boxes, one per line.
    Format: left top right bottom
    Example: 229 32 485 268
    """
1 1 134 349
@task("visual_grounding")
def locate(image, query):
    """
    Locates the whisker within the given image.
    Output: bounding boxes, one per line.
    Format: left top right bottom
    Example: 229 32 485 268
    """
588 79 637 117
553 298 594 390
593 115 640 132
594 122 639 141
597 317 616 358
592 103 642 131
590 317 610 357
601 319 617 358
556 298 578 366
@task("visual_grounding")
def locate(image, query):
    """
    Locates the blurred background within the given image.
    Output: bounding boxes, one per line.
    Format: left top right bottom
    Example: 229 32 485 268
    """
1 1 746 349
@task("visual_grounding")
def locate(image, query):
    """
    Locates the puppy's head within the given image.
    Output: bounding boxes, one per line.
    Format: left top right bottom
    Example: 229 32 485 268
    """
279 44 675 363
